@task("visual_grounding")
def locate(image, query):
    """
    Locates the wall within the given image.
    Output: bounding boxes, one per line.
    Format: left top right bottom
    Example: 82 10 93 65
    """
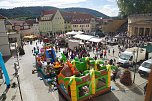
31 23 39 35
71 24 91 33
65 21 72 32
39 20 52 34
0 19 11 56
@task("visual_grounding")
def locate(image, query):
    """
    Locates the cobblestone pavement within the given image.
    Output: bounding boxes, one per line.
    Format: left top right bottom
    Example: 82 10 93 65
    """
0 40 147 101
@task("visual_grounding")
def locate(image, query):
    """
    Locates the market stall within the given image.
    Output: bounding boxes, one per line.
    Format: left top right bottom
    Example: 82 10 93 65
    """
73 34 94 41
68 40 83 50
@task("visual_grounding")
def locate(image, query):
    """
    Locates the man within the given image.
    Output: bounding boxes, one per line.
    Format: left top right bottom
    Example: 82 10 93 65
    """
113 49 115 56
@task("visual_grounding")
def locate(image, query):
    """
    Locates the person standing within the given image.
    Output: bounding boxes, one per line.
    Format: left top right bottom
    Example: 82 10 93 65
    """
113 49 115 56
93 47 95 53
108 49 110 55
100 51 103 59
104 50 107 59
112 67 118 82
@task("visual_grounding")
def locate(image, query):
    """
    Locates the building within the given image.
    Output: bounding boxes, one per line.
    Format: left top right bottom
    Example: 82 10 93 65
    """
8 32 21 48
62 12 96 33
39 9 65 36
0 15 11 56
25 19 39 35
128 13 152 37
39 9 98 36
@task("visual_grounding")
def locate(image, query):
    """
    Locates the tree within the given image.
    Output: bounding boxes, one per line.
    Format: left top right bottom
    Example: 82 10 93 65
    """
64 75 82 101
117 0 152 17
84 69 101 94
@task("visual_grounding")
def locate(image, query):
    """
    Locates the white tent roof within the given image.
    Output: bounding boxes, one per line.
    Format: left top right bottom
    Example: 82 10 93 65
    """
78 31 84 34
89 37 103 43
66 31 84 35
73 34 94 40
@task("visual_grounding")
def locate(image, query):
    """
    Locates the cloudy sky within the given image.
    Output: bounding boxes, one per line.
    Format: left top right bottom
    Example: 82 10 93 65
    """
0 0 119 17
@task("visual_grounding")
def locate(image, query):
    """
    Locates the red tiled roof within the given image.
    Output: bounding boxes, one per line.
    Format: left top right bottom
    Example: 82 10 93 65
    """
40 9 58 21
42 9 58 15
5 20 12 25
0 14 6 19
10 20 25 25
25 19 36 26
61 11 96 24
41 10 97 24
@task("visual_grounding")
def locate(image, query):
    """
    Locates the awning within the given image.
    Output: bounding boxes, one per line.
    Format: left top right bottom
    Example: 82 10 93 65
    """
24 35 37 39
89 37 103 43
73 34 94 40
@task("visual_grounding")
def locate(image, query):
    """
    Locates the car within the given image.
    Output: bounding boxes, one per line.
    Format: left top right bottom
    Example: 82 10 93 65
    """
138 59 152 76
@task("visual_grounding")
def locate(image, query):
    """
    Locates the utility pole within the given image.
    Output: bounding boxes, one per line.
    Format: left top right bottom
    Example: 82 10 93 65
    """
133 47 139 83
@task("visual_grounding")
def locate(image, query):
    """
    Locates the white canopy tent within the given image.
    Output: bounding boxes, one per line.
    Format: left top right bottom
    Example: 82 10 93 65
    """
73 34 94 40
89 37 103 43
66 31 84 35
78 31 84 34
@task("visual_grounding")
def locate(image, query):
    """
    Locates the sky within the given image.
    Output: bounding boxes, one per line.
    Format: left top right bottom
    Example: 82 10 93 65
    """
0 0 119 17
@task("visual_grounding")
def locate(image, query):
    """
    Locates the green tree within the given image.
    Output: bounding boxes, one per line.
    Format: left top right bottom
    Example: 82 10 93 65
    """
117 0 152 17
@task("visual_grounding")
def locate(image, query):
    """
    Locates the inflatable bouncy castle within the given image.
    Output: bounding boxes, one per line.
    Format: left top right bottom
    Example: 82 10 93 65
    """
57 54 117 101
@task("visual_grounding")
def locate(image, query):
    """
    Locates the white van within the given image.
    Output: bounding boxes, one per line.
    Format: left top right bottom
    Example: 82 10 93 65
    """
138 59 152 76
118 47 146 67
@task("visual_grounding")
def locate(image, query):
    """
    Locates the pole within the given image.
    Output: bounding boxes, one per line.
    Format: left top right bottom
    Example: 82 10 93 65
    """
133 47 139 83
15 42 23 101
15 43 20 66
16 75 23 101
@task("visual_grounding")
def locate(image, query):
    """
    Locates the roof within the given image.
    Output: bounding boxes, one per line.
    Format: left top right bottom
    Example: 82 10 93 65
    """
9 20 26 26
61 11 96 24
0 14 6 19
42 9 58 16
40 9 58 21
25 19 36 26
73 34 95 40
5 20 12 25
10 20 29 26
66 31 84 35
129 20 152 25
60 65 73 77
144 59 152 64
89 37 103 43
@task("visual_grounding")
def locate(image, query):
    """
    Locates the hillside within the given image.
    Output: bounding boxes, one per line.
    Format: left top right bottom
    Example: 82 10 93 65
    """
62 7 109 18
0 6 109 20
0 6 56 19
